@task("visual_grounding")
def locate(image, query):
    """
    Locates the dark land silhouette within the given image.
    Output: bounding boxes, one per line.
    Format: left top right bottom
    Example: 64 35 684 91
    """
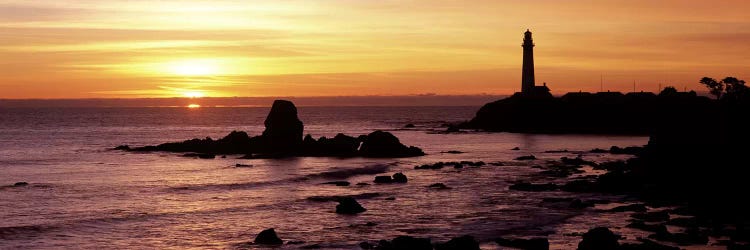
115 100 424 158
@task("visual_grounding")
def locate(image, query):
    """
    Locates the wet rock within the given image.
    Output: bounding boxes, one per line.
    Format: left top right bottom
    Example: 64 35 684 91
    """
561 156 597 166
13 182 29 187
335 197 366 214
415 162 445 170
374 176 393 184
512 147 521 150
262 100 304 153
114 145 130 150
392 172 408 183
453 163 463 169
570 199 595 209
377 236 432 250
620 239 679 250
561 180 599 193
626 221 667 233
589 148 608 153
428 183 451 189
609 146 644 155
462 161 485 167
495 237 549 250
235 163 252 168
648 227 708 246
577 227 620 250
322 181 350 186
359 130 425 158
301 244 322 249
442 150 463 154
608 204 648 213
631 211 669 222
404 123 416 128
509 182 558 192
435 235 480 250
183 153 216 159
254 228 283 245
308 133 361 157
385 197 396 201
515 155 537 160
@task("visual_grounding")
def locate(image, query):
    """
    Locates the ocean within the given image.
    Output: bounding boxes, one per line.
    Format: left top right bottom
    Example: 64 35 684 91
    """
0 106 649 249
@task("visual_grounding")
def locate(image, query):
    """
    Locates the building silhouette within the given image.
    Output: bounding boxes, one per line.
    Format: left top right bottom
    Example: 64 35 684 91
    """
520 29 550 96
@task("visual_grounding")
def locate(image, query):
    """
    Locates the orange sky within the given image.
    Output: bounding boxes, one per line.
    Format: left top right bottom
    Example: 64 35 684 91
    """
1 0 749 98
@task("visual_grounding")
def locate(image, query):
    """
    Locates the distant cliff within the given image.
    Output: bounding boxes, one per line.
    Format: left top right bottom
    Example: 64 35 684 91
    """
464 90 713 135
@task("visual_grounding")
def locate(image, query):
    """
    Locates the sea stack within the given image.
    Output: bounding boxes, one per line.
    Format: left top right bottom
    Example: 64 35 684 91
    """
262 100 304 153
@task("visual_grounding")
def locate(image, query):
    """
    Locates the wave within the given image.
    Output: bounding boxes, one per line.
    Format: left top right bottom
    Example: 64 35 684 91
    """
166 163 394 192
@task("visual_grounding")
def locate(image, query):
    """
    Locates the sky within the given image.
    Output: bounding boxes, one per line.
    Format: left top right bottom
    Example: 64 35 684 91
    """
1 0 749 99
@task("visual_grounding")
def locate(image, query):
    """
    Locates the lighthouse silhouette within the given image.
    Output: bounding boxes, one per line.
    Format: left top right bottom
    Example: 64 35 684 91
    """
520 29 550 96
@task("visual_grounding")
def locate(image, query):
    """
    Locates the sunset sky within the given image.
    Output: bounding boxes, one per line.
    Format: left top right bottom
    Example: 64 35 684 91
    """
1 0 749 99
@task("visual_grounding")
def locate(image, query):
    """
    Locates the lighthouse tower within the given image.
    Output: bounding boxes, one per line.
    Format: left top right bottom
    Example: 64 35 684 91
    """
521 29 535 94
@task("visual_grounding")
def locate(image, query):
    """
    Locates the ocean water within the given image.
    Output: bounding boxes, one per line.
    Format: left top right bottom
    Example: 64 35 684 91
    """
0 106 650 249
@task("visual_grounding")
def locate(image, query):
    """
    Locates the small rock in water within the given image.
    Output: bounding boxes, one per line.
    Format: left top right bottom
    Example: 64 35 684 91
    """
453 163 464 169
374 175 393 184
335 197 366 214
428 183 451 189
495 237 550 250
442 150 464 154
515 155 537 160
404 123 416 128
577 227 620 250
392 172 408 183
435 235 480 250
254 228 283 245
385 197 396 200
113 145 130 150
322 181 350 186
511 147 521 150
13 182 29 187
235 163 252 168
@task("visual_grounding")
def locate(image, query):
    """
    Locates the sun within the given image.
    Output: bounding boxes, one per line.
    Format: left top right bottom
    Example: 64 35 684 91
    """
167 59 219 76
187 104 201 109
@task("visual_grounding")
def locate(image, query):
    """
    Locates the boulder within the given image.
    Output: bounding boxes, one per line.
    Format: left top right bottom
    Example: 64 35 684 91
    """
261 100 304 153
392 172 408 183
359 130 424 157
515 155 537 160
495 237 550 250
374 176 393 184
335 197 366 214
254 228 283 245
577 227 620 250
377 236 432 250
435 235 480 250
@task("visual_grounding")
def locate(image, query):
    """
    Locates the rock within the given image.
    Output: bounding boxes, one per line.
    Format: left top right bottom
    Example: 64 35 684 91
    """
509 182 558 192
631 211 669 222
404 123 416 128
561 156 596 166
512 147 521 150
446 126 460 133
453 163 463 169
495 237 550 250
335 197 366 214
515 155 537 160
308 133 361 157
359 130 424 157
377 236 432 250
392 172 408 183
608 204 648 213
183 153 216 159
114 145 130 150
577 227 620 250
442 150 463 154
323 181 350 186
235 163 253 168
620 239 679 250
254 228 283 245
359 241 375 249
589 148 608 153
428 183 451 189
569 199 595 209
374 175 393 184
648 227 708 246
415 162 445 170
13 182 28 187
435 235 480 250
626 221 667 233
385 197 396 201
301 244 322 249
261 100 304 153
287 240 305 245
609 146 644 155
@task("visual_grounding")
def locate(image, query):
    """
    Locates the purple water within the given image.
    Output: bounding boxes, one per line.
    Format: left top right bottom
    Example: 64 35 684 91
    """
0 106 650 249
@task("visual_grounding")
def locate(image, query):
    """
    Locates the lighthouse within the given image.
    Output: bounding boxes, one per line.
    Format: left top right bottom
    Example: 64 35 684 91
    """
522 29 535 93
